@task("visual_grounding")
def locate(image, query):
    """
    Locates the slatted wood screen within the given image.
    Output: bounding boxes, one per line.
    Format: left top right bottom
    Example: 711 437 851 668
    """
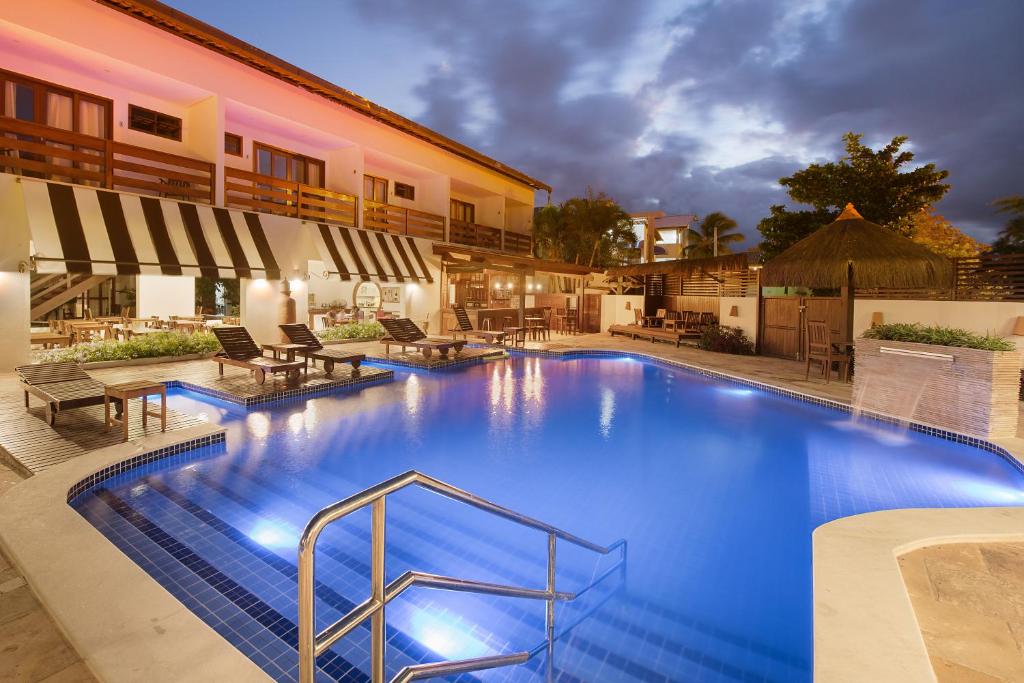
857 253 1024 302
655 269 756 297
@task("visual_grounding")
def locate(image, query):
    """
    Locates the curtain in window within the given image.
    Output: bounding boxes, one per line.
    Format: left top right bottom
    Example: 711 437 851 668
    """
45 92 74 174
78 99 105 181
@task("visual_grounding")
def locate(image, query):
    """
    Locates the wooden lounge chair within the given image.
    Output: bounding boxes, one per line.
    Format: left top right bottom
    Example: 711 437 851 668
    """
451 307 506 345
211 326 304 385
806 320 850 384
16 362 109 425
379 318 466 359
278 323 365 375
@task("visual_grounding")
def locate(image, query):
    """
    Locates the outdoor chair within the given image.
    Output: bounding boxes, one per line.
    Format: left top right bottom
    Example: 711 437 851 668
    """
805 320 850 384
379 318 466 359
211 326 305 385
450 307 506 344
16 361 109 425
279 323 365 375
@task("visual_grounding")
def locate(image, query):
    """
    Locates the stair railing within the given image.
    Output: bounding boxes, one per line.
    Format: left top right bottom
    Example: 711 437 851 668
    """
297 469 626 683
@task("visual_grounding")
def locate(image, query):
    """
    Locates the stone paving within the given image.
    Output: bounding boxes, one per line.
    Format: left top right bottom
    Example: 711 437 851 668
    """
0 462 96 683
900 543 1024 682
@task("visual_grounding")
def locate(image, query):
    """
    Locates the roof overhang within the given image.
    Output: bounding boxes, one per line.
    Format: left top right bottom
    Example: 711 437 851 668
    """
92 0 551 193
432 243 599 276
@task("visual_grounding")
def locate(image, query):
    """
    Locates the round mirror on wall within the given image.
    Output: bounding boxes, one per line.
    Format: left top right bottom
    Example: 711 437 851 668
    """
354 281 382 309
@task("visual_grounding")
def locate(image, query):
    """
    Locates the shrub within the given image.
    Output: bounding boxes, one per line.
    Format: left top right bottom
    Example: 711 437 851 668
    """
38 331 221 364
315 321 385 341
861 323 1015 351
698 325 755 355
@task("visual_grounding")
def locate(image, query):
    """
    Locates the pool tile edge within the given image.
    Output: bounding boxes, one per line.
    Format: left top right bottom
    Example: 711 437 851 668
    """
0 423 271 683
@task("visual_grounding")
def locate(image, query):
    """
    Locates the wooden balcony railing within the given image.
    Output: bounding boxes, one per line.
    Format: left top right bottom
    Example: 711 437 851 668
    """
502 230 532 255
224 167 357 226
364 200 446 241
449 219 502 251
0 117 214 203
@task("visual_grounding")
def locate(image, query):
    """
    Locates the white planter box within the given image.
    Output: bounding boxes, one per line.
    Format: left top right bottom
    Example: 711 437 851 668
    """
854 338 1021 439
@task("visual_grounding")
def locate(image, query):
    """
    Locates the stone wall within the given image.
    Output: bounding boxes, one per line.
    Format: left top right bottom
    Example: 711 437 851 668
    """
854 338 1021 439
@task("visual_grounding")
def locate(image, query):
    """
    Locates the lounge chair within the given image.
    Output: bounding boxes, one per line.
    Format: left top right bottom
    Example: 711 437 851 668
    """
379 318 466 359
451 307 506 345
16 362 108 425
278 323 366 375
211 326 305 385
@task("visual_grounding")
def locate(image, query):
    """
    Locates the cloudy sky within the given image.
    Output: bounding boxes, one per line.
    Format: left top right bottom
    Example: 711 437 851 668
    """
167 0 1022 244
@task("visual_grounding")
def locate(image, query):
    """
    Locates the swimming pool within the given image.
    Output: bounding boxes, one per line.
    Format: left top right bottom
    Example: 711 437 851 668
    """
72 354 1024 682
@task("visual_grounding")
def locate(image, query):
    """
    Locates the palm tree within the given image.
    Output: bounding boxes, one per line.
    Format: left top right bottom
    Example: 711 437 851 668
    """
685 212 745 258
991 195 1024 254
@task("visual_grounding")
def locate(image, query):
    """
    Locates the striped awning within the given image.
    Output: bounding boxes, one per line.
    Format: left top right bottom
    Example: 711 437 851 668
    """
311 222 433 283
22 179 281 279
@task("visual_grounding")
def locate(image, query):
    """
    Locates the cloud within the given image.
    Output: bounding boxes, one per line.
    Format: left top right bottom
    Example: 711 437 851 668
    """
203 0 1023 243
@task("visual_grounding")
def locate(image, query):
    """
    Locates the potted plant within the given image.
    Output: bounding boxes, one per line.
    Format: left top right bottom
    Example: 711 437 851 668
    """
854 323 1020 438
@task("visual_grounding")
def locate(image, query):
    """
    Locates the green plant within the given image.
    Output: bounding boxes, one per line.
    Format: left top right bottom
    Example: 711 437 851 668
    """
37 331 221 364
698 325 755 355
315 321 385 341
861 323 1015 351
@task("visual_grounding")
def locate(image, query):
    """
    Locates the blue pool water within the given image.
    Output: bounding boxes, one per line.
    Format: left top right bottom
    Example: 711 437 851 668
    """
73 355 1024 682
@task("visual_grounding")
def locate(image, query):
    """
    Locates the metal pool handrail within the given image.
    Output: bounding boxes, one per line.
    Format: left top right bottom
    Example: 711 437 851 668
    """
297 469 627 683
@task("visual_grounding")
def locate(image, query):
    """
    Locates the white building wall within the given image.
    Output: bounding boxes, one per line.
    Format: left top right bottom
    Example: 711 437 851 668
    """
720 296 759 343
0 175 32 370
600 295 645 331
852 300 1024 339
136 275 195 320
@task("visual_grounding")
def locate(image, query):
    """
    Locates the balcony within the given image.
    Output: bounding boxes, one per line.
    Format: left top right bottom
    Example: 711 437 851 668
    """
0 117 214 203
449 219 532 255
0 118 534 254
225 167 357 226
363 200 445 241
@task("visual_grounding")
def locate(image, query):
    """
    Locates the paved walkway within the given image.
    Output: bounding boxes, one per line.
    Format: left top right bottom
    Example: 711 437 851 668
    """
0 461 96 682
900 543 1024 682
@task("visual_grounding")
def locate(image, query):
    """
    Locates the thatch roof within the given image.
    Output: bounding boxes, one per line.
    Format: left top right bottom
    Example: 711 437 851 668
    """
605 252 750 278
761 204 952 289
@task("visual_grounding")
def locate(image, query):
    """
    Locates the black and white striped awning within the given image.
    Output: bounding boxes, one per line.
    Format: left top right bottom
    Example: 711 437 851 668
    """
311 222 433 283
22 179 281 279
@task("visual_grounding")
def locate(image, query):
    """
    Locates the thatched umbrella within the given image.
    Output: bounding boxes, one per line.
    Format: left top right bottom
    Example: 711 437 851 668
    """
762 203 952 342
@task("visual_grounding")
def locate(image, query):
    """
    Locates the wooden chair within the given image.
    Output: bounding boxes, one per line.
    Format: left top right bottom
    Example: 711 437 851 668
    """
278 323 365 375
633 308 645 326
379 318 466 359
805 320 851 384
211 326 304 385
451 307 506 344
16 362 109 425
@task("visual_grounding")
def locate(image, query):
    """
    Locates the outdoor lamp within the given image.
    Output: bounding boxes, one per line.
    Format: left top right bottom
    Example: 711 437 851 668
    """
729 305 739 317
871 311 884 327
1014 316 1024 336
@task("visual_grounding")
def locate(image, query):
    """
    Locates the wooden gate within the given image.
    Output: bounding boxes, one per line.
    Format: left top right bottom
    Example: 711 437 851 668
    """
760 296 843 359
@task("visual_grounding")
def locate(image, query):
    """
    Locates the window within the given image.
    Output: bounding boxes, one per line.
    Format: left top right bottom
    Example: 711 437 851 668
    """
363 174 388 203
1 68 111 137
451 199 475 224
224 132 242 156
253 141 324 187
393 181 415 200
128 105 182 140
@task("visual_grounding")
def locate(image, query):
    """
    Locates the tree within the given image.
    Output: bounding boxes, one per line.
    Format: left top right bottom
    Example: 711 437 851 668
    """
756 205 834 261
908 208 987 258
532 189 635 267
991 195 1024 254
757 132 951 259
685 212 745 258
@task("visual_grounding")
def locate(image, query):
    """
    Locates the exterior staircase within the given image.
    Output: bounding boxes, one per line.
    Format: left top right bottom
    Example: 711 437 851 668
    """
30 273 110 320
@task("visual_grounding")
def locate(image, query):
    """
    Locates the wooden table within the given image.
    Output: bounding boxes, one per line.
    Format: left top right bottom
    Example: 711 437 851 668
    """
30 332 71 349
104 380 166 442
503 327 527 348
262 343 310 373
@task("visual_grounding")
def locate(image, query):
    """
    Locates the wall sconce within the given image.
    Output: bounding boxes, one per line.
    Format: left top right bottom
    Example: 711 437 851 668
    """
493 282 501 290
871 311 884 327
728 305 739 317
1014 316 1024 336
625 301 632 311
